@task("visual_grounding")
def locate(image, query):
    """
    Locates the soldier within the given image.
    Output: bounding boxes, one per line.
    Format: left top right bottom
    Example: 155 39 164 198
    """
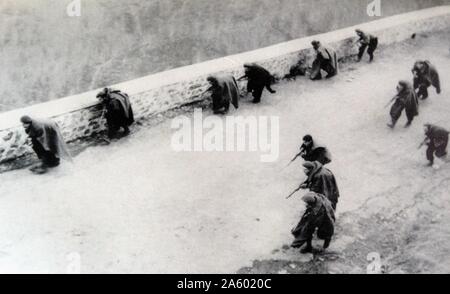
412 60 441 100
97 88 134 139
387 81 419 129
310 41 338 80
20 115 71 174
288 161 340 210
291 192 335 253
355 29 378 62
206 75 239 114
419 124 449 167
288 135 332 166
238 63 276 104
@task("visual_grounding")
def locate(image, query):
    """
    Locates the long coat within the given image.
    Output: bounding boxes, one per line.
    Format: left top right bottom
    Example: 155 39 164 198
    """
413 61 441 94
105 90 135 128
310 45 338 80
209 74 240 111
390 81 419 122
302 161 340 209
25 118 71 160
291 192 335 243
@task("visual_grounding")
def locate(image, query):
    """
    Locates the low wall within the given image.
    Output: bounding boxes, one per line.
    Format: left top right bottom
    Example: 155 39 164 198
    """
1 6 450 164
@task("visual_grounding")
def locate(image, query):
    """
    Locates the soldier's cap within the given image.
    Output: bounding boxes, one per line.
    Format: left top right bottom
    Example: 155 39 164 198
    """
303 135 313 142
20 115 32 124
96 88 110 98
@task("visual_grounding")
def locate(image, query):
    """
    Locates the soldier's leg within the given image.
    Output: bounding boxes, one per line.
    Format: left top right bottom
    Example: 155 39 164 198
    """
246 82 253 95
388 112 401 128
108 123 120 139
426 145 436 165
122 125 130 136
31 138 45 160
223 101 230 113
300 238 313 253
418 85 429 100
368 38 378 62
43 152 60 168
252 86 264 103
358 44 368 61
323 62 336 78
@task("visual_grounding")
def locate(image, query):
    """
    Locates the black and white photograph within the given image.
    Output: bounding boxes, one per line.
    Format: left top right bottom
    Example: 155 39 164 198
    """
1 0 450 277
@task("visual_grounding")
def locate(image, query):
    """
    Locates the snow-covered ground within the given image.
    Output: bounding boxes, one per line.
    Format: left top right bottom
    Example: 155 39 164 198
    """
1 30 450 274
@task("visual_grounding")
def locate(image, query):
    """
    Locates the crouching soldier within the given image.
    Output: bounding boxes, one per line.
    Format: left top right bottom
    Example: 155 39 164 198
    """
291 192 335 253
412 60 441 100
387 81 419 129
289 135 332 166
21 115 71 174
355 29 378 62
419 124 449 167
310 41 338 80
238 63 276 104
288 161 340 210
97 88 134 139
206 75 239 114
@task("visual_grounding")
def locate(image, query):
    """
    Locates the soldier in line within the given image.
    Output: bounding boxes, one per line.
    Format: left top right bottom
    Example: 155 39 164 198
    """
206 74 240 114
97 88 135 139
412 60 441 100
288 161 340 210
419 124 449 167
238 63 276 104
289 135 332 166
310 40 339 80
20 115 71 174
387 80 419 129
291 192 335 253
355 29 378 62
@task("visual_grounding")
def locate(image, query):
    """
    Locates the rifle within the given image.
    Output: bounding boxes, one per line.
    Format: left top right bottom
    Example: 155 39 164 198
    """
418 138 430 149
201 86 213 96
286 182 307 199
286 148 305 168
384 95 398 109
286 187 301 199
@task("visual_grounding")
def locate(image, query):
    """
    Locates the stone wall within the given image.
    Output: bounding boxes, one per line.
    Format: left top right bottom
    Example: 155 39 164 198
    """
1 6 450 165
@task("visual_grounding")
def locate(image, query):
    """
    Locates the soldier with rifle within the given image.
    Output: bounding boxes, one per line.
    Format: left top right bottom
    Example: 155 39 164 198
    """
287 135 332 167
419 124 449 167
